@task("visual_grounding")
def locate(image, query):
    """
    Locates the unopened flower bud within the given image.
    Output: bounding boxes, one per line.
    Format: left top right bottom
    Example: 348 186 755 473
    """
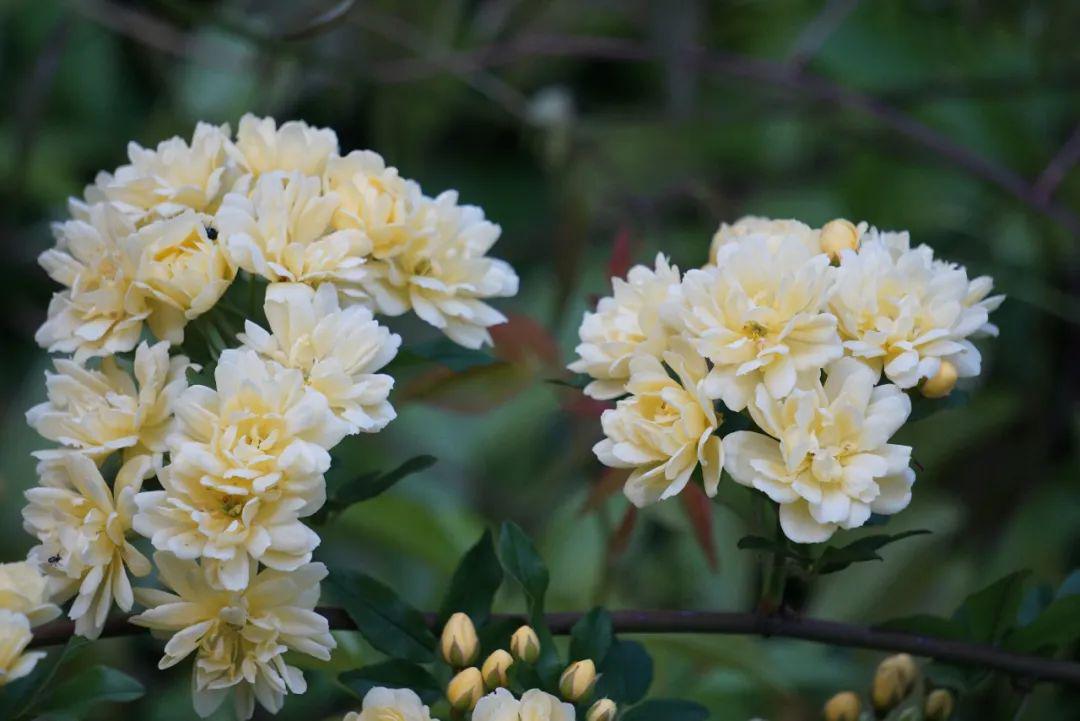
510 625 541 663
820 219 860 260
559 659 598 702
586 698 617 721
447 667 484 711
823 691 861 721
481 649 513 689
882 653 919 689
924 689 955 721
921 360 959 399
872 654 917 714
440 612 479 667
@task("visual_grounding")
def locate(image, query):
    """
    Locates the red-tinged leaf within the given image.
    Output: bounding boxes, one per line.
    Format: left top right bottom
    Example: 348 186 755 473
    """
608 505 638 561
397 362 532 413
563 395 610 419
608 226 634 280
491 312 560 368
397 315 560 414
580 468 629 514
679 484 718 571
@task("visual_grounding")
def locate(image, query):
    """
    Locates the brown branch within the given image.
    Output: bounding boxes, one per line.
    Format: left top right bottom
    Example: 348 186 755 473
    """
73 0 194 60
366 33 1080 237
346 9 528 120
1034 123 1080 204
30 608 1080 687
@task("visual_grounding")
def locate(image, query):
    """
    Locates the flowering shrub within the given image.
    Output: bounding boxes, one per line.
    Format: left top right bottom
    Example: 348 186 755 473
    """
571 216 1003 544
4 119 1073 721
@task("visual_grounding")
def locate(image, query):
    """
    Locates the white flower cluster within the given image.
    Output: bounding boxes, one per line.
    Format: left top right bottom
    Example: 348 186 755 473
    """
41 115 517 360
20 116 518 718
572 216 1002 543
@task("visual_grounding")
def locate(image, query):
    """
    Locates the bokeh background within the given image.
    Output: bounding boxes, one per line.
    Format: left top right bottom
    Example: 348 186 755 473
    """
2 1 1079 719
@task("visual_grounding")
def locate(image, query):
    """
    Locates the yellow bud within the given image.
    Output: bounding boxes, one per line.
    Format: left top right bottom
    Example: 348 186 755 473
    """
510 625 541 663
823 691 861 721
586 698 617 721
820 218 860 260
924 689 955 721
447 667 484 711
559 659 598 702
871 666 905 713
872 654 917 714
440 612 480 667
921 360 959 399
481 649 513 689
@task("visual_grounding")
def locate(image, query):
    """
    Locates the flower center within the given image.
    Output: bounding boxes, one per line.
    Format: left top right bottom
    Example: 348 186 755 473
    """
744 321 769 340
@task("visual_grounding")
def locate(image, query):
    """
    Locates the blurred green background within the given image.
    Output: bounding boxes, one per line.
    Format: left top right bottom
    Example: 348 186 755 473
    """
2 1 1079 719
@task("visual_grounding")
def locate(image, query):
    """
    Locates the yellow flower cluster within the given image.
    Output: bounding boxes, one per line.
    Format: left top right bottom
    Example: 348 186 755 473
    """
22 116 519 719
572 216 1002 542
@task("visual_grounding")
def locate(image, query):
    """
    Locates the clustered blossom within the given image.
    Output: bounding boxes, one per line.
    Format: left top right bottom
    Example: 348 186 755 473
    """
43 114 517 361
344 687 440 721
568 254 681 400
238 282 400 434
20 116 518 718
133 347 349 591
0 562 60 685
24 454 152 638
27 340 190 464
130 553 334 719
472 688 576 721
572 216 1002 541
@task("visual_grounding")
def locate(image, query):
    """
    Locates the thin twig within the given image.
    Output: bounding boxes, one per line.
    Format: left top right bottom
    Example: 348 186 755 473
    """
365 34 1078 236
1033 123 1080 203
276 0 357 41
29 608 1080 687
73 0 193 60
786 0 862 69
348 8 529 119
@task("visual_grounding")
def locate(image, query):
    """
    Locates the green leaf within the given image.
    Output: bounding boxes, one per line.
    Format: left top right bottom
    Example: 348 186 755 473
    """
0 636 90 720
386 338 495 373
326 568 437 663
497 522 561 685
339 661 442 705
477 617 521 657
569 607 614 664
507 657 546 695
1006 594 1080 653
439 529 504 626
1056 569 1080 599
544 375 590 389
594 639 653 705
498 522 550 620
736 535 810 565
36 665 144 719
954 570 1030 643
316 455 437 523
908 389 970 422
621 699 709 721
815 529 931 574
